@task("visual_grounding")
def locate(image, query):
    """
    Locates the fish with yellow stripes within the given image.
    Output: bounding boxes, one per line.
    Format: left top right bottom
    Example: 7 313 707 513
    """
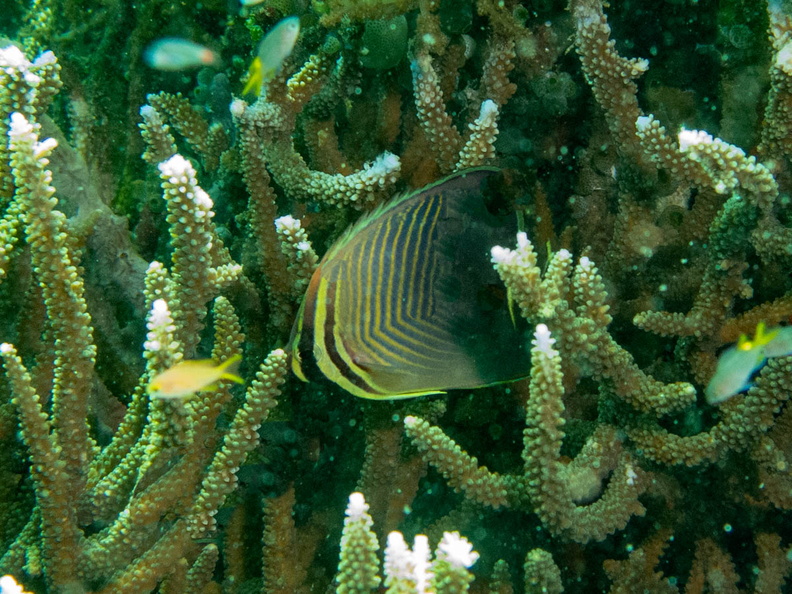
288 168 531 399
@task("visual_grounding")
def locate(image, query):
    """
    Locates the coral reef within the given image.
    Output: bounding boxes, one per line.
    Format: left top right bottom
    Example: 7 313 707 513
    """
0 0 791 592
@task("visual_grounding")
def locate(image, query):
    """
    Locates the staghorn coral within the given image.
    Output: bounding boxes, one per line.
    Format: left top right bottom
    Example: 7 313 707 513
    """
0 0 791 592
335 491 479 593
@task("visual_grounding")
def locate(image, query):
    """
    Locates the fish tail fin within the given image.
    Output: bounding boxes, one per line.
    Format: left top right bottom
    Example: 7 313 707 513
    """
220 373 245 384
242 58 262 95
219 353 242 368
217 354 242 373
218 354 243 383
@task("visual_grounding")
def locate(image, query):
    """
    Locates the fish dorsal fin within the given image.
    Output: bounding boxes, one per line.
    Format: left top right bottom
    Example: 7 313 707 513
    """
323 167 501 260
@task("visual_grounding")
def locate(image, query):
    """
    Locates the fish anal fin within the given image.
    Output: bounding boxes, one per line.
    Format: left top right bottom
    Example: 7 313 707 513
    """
386 389 446 400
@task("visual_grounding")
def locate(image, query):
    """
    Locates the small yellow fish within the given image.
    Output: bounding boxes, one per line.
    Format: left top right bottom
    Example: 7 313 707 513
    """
705 322 792 404
144 38 219 71
148 355 243 399
243 16 300 96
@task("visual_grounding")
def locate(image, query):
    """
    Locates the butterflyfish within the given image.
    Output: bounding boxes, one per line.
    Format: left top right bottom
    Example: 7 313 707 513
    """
243 16 300 96
144 38 219 71
705 322 792 404
288 168 532 399
148 355 243 399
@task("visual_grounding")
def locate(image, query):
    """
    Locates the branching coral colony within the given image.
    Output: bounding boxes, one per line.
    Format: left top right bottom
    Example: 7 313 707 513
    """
0 0 792 591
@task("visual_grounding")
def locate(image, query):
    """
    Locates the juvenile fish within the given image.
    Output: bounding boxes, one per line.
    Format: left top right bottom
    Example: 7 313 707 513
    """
243 16 300 95
144 38 219 71
148 355 243 399
705 322 792 404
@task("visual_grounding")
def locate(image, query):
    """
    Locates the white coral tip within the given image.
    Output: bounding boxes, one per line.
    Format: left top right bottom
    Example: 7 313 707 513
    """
490 245 513 265
678 128 712 151
635 115 652 131
0 45 28 68
34 137 57 160
625 464 638 486
370 152 400 176
158 153 192 177
0 575 25 594
346 492 368 519
437 532 479 568
532 324 556 355
140 105 158 119
413 535 431 591
478 99 498 120
8 112 33 138
34 50 57 66
275 215 299 232
147 299 172 330
385 532 412 580
229 99 247 118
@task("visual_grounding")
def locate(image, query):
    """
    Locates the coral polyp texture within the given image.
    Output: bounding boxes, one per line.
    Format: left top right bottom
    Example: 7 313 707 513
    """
0 0 791 591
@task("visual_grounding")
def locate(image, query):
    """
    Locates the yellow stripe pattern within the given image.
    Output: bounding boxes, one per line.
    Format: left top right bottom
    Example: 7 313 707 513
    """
290 168 529 399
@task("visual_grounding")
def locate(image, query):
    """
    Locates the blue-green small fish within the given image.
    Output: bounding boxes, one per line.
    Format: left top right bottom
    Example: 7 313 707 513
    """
705 322 792 404
243 16 300 95
288 168 531 399
144 38 219 71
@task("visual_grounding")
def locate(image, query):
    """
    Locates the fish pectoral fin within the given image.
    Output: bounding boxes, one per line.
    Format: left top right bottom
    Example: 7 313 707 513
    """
345 345 392 373
350 356 387 372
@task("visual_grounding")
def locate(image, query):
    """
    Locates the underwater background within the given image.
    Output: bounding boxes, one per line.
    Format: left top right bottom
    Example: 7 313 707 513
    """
1 0 792 591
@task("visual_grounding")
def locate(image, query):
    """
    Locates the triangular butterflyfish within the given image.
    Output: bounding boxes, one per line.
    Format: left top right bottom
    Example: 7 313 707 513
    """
288 167 532 399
